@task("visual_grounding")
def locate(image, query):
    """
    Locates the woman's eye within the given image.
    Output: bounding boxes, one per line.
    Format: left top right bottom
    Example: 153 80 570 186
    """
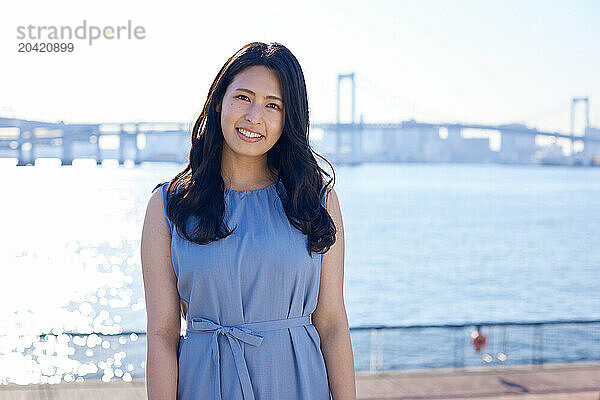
235 95 280 110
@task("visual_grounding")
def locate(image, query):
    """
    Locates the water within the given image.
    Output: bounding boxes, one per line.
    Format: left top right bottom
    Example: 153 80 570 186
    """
1 161 599 384
344 163 600 325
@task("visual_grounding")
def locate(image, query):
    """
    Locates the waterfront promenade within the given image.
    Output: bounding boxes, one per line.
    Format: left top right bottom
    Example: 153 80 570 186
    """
2 362 599 399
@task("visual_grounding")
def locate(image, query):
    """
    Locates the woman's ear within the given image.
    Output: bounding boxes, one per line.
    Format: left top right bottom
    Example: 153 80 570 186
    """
215 102 221 113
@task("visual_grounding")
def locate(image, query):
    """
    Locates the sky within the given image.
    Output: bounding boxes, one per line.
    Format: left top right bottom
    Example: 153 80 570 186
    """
0 0 599 135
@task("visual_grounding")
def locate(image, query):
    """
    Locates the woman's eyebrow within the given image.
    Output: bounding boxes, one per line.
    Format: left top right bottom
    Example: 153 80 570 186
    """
234 87 283 102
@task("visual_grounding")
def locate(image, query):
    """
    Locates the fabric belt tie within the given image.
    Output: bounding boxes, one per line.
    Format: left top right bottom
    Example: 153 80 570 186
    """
186 315 311 400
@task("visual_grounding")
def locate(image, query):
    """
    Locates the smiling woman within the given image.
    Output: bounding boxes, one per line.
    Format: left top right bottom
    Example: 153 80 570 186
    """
141 42 356 400
217 65 285 156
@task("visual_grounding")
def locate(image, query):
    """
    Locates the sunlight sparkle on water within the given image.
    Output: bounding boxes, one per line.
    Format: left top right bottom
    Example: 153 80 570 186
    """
0 165 154 384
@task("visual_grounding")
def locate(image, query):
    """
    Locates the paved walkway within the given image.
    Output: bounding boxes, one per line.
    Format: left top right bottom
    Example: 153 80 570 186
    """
1 362 599 399
356 362 600 400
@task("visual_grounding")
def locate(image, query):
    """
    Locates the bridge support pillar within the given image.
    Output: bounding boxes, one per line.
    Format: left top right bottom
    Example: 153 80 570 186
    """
62 129 73 165
17 127 33 166
134 124 142 165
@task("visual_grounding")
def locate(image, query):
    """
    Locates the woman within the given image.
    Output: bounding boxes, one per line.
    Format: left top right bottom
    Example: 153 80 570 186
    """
140 42 356 400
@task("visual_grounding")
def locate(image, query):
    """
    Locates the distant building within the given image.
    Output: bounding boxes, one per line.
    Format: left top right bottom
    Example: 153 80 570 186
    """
583 127 600 166
498 124 538 164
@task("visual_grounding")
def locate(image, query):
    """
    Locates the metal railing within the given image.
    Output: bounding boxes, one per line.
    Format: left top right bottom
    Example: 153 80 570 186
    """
28 318 600 374
349 319 600 373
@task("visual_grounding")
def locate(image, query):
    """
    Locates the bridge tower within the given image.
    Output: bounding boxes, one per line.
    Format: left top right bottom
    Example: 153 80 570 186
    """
335 73 361 164
570 97 589 158
336 73 356 124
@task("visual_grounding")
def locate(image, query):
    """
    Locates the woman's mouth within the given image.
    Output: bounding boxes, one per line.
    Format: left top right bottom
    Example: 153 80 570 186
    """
236 127 264 143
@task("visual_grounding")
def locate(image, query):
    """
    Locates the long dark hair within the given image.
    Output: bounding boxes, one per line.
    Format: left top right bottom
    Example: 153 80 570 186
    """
153 42 336 256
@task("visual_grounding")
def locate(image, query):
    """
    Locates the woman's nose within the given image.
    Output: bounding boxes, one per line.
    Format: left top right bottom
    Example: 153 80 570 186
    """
245 102 262 124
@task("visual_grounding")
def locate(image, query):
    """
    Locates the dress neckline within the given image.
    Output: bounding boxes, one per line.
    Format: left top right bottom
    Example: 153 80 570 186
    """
224 181 277 193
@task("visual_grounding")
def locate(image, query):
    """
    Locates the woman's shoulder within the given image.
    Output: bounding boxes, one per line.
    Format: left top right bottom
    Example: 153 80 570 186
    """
324 186 341 215
146 181 174 233
152 180 171 193
143 185 170 234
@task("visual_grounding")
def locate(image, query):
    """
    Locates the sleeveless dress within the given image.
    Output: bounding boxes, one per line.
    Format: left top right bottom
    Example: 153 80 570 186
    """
159 180 332 400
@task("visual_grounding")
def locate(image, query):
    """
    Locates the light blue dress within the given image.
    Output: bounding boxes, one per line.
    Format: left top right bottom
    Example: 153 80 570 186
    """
159 180 332 400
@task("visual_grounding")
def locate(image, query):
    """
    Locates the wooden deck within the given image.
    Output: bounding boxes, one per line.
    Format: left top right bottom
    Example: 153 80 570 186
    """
1 362 599 399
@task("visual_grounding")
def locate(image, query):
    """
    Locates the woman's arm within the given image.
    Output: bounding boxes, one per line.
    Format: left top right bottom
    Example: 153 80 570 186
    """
140 188 181 399
312 187 357 400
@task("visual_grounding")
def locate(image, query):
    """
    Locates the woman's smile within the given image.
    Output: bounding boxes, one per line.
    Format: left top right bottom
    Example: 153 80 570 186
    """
236 127 264 142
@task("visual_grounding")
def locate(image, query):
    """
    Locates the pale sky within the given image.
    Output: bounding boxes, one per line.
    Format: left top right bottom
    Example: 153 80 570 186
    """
1 0 598 134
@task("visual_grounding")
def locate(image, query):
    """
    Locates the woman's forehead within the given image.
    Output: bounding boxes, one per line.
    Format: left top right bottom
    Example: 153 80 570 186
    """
229 66 282 97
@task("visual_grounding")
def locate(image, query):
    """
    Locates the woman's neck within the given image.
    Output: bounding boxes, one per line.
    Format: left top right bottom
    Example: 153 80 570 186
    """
221 168 278 191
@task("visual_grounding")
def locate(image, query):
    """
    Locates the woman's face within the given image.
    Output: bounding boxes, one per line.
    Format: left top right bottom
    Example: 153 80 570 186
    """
218 65 285 158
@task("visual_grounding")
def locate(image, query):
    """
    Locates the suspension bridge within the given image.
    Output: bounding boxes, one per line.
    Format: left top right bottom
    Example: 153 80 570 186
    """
1 74 598 166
